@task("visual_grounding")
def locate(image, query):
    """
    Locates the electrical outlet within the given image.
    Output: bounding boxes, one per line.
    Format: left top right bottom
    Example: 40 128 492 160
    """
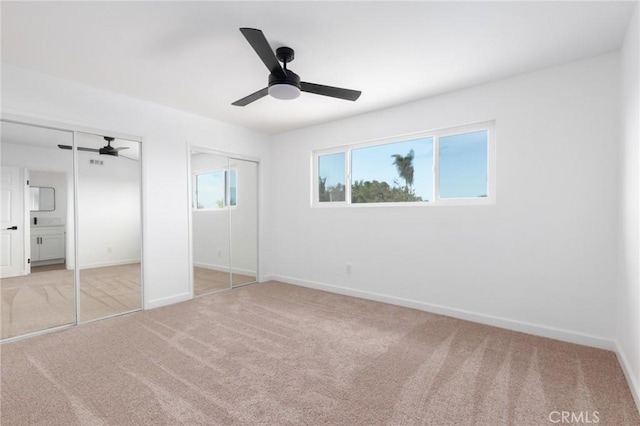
345 263 352 274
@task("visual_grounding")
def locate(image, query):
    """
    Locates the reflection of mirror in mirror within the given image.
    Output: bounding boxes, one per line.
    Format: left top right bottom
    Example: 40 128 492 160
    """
29 186 55 211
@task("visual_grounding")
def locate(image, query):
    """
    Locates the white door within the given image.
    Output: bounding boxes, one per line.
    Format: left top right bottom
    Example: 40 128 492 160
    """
1 167 26 278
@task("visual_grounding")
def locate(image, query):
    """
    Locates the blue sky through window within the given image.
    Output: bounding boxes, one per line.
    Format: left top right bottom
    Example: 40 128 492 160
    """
196 171 224 209
439 130 487 198
352 137 433 201
318 152 345 188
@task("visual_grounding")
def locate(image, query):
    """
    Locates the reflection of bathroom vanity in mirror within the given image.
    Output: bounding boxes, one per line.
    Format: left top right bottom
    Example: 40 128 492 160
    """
28 170 69 267
30 224 65 265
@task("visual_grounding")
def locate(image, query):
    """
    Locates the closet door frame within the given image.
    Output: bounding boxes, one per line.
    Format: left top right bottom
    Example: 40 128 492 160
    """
1 113 145 342
187 145 260 299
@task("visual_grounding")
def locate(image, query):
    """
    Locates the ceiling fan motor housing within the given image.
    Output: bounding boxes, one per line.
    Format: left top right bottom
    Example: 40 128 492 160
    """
269 69 300 89
268 70 301 99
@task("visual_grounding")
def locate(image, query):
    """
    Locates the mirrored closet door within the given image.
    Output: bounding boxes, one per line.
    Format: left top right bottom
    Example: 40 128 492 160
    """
1 121 76 339
1 120 143 341
190 150 258 296
76 132 142 322
230 159 258 287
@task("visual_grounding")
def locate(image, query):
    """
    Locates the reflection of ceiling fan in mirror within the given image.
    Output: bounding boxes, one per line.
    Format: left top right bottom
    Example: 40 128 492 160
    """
58 136 130 157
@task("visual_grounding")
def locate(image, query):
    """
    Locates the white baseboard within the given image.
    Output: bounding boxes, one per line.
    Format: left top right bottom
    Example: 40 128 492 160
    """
270 275 616 351
615 341 640 413
71 258 141 270
145 292 191 310
260 274 277 283
194 262 256 277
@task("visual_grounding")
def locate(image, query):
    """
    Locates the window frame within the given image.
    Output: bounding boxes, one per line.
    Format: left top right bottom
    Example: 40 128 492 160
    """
192 167 238 211
311 121 495 208
312 147 350 206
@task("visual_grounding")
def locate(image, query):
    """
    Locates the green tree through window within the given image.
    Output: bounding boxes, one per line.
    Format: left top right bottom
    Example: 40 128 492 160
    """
391 149 415 192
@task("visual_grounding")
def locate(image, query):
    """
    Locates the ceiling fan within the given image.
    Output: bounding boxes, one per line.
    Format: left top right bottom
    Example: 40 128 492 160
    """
232 28 362 106
58 137 130 157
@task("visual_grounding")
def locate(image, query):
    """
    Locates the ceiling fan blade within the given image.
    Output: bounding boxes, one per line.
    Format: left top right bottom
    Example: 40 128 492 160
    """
239 28 285 78
112 147 130 151
300 82 361 101
232 87 269 107
57 144 100 152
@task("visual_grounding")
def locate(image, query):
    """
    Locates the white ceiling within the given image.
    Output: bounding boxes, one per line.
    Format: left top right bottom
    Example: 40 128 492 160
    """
2 120 141 161
1 1 635 135
2 121 73 150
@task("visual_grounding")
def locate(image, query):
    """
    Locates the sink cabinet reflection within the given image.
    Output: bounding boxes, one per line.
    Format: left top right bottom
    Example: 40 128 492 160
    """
30 226 65 265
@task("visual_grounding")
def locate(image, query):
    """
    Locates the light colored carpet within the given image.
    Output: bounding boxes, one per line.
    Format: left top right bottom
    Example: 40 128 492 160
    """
1 281 638 425
79 263 141 322
193 267 255 295
1 263 141 339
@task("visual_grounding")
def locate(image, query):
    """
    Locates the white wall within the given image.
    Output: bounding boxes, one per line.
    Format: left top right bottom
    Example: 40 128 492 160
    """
617 4 640 408
1 64 270 309
76 133 141 268
268 53 620 348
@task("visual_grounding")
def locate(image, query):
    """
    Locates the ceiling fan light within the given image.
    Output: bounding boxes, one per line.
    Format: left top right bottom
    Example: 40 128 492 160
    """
268 83 300 100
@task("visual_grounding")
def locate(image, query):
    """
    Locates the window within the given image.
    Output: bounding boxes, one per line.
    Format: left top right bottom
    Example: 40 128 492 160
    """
318 152 346 202
312 122 494 207
228 169 237 206
193 169 237 210
352 137 433 203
